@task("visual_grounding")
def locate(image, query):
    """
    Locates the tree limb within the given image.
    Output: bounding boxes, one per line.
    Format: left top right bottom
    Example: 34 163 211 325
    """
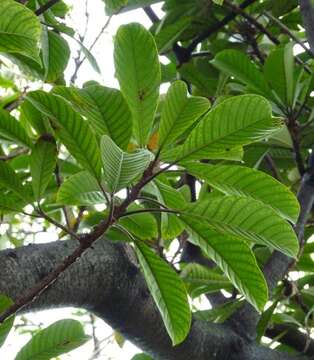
300 0 314 54
0 239 299 360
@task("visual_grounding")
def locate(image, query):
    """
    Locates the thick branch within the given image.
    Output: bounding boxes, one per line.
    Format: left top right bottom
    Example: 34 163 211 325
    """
266 324 314 357
300 0 314 54
0 239 297 360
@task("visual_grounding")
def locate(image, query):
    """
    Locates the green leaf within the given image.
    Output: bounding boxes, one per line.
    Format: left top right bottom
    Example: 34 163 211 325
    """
15 319 90 360
100 135 152 193
180 217 268 311
104 0 127 13
162 95 281 162
41 30 70 83
30 136 57 201
0 295 14 348
155 17 191 54
134 242 191 345
194 300 244 323
131 354 153 360
264 43 295 106
185 163 300 223
256 300 278 342
149 179 186 240
27 91 102 179
57 171 106 205
181 263 232 289
0 161 29 201
185 196 299 258
54 85 132 150
0 109 33 148
211 50 272 98
114 23 161 146
0 0 41 63
159 80 210 149
119 204 158 240
20 100 51 136
76 40 101 75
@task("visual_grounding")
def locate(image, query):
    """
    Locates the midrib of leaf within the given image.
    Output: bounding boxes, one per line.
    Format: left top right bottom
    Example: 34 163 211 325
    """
177 115 278 162
130 30 145 145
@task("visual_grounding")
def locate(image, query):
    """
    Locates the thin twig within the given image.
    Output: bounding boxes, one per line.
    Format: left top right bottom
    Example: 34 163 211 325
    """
35 0 60 16
143 6 159 24
0 148 28 161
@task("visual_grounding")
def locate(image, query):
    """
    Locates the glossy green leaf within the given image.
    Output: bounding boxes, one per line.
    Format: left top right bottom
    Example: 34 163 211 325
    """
185 196 299 258
30 136 57 201
27 91 102 179
114 23 160 146
15 319 90 360
211 49 271 97
186 163 300 223
0 295 14 348
101 135 152 193
159 80 210 149
119 204 158 240
0 109 33 148
54 85 132 150
134 241 191 345
162 95 281 162
57 171 106 205
180 217 268 311
0 0 41 63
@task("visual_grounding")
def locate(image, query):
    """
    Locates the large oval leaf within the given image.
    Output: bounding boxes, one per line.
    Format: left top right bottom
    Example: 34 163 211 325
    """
185 196 299 258
15 319 90 360
27 91 102 179
30 136 57 201
101 135 152 193
159 80 210 149
0 109 33 148
134 242 191 345
114 23 160 146
180 217 268 311
0 0 41 63
57 171 106 205
54 85 132 150
162 95 281 162
186 163 300 223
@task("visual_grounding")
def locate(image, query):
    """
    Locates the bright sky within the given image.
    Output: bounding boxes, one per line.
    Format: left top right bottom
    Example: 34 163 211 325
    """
0 1 164 359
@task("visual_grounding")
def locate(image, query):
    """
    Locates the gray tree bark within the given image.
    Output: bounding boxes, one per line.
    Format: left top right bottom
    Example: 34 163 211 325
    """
0 238 300 359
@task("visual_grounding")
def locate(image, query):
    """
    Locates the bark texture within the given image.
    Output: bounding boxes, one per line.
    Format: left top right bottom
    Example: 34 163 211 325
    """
0 238 300 359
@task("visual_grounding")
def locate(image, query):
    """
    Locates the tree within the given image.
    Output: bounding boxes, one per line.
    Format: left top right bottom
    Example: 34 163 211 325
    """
0 0 313 359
